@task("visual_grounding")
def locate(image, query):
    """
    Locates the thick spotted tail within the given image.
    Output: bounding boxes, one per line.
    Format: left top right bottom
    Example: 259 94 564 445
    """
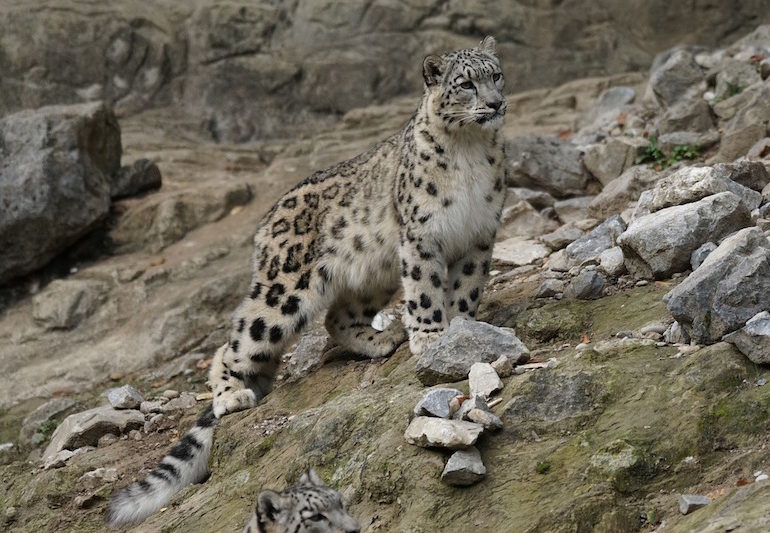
106 404 218 527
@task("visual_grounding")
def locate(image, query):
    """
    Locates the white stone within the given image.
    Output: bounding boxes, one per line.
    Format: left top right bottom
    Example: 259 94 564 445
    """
468 363 503 399
404 417 483 450
106 384 144 409
492 237 550 266
441 447 487 486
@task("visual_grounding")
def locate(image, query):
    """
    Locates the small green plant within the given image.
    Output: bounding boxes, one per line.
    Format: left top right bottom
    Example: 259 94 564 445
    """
635 136 701 169
535 460 551 474
725 82 745 98
635 136 666 167
38 419 58 439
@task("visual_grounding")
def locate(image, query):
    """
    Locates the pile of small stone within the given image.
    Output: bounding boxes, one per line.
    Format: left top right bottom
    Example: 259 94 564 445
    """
404 361 507 486
39 383 203 469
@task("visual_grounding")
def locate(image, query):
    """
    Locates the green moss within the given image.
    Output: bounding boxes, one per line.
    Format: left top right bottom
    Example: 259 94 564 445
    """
535 460 551 474
698 394 770 453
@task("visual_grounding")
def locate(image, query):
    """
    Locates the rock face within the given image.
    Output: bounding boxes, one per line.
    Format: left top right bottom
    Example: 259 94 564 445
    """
416 318 529 385
32 279 109 330
619 192 752 279
664 227 770 344
2 1 764 142
43 406 144 460
724 311 770 364
0 102 121 283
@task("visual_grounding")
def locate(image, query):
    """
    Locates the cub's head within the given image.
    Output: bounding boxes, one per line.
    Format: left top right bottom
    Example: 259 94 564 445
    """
252 470 360 533
422 36 506 132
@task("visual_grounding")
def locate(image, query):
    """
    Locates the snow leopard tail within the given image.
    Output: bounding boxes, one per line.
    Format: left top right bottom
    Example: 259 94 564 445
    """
106 403 218 527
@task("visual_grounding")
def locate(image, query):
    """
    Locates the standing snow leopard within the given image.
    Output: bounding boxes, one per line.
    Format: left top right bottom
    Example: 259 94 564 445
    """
107 36 506 526
242 470 360 533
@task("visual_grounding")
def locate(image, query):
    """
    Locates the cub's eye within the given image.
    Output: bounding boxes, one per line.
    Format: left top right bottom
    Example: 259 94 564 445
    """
308 513 327 522
460 80 474 90
492 73 502 82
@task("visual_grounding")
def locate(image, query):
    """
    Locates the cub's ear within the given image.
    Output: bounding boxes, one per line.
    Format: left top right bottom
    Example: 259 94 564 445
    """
423 55 446 87
257 490 284 524
479 35 497 55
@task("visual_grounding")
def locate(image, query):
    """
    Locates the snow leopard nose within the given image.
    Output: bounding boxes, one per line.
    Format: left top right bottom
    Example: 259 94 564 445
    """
486 100 503 111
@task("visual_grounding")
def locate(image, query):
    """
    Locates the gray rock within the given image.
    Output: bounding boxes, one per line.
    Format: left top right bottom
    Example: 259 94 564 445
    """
599 246 625 276
658 130 721 155
657 98 714 134
111 158 162 199
413 388 463 419
285 334 328 380
106 384 144 410
565 215 627 268
589 166 663 219
43 406 143 460
690 242 717 270
144 413 173 434
491 355 515 379
0 102 120 283
454 396 504 431
403 417 483 450
564 270 606 300
505 135 591 198
468 363 503 399
712 160 770 192
160 392 197 413
416 318 529 386
441 447 487 486
540 224 585 251
78 467 118 490
724 311 770 364
619 192 752 279
32 279 109 330
679 494 711 515
498 200 556 239
714 82 770 162
536 278 565 299
492 237 550 266
663 321 691 344
747 138 770 161
648 50 704 107
664 227 770 343
553 196 595 225
510 188 555 209
583 137 650 186
639 165 762 213
19 397 76 445
578 86 636 131
139 400 163 414
714 59 762 102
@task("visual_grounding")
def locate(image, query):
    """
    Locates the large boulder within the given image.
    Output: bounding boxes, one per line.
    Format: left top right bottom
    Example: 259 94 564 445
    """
637 165 762 214
415 318 529 386
664 227 770 344
724 311 770 364
647 49 704 107
0 102 121 283
589 165 663 218
564 215 626 268
505 135 591 198
618 192 752 279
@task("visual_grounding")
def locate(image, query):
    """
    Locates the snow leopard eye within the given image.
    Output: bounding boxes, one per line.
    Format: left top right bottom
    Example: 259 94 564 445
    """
459 80 474 90
492 73 502 82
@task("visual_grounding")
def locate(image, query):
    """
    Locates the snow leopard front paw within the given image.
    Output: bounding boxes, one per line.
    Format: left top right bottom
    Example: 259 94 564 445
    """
408 330 443 356
212 388 257 418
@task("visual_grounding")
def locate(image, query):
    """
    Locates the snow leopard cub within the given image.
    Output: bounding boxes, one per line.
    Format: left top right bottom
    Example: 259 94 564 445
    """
107 36 506 526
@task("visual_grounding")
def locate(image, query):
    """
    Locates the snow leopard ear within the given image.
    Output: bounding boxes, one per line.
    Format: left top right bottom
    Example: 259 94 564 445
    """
423 55 446 87
258 490 285 524
479 36 497 55
299 469 326 487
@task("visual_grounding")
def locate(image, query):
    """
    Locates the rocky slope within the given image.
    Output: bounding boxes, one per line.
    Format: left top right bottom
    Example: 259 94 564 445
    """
2 22 770 533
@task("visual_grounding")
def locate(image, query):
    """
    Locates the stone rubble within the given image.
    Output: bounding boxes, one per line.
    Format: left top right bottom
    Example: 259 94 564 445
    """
679 494 711 515
403 417 484 450
468 363 503 400
441 447 487 486
106 384 144 410
413 388 464 419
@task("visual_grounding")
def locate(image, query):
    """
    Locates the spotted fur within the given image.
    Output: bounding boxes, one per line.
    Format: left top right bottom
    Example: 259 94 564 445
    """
242 470 359 533
107 36 506 526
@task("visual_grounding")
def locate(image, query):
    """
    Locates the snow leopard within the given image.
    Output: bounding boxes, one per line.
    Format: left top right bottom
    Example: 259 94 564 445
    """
242 470 360 533
107 35 506 526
